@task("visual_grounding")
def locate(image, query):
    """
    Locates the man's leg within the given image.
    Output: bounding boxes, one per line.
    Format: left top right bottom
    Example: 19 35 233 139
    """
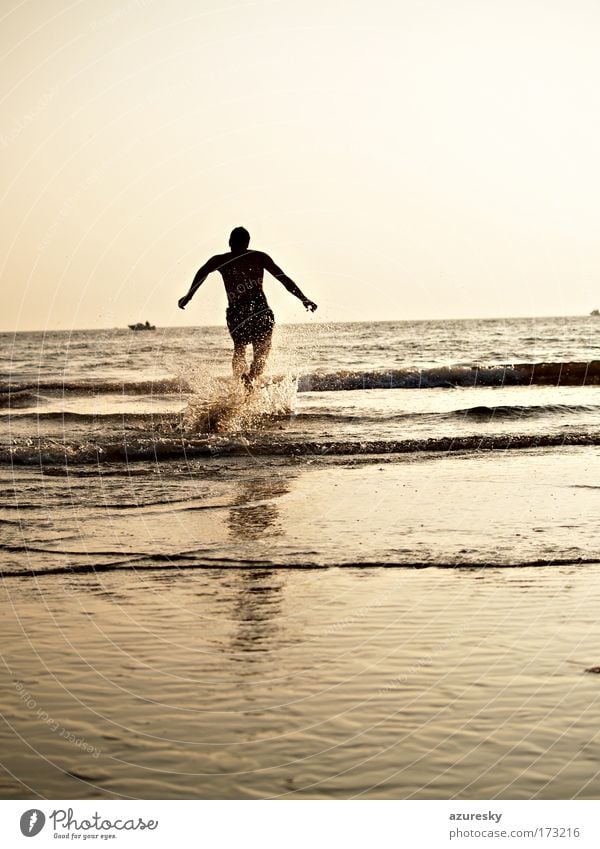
248 332 272 382
232 343 247 380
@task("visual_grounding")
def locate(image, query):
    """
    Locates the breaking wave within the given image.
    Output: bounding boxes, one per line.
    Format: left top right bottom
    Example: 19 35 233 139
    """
299 361 600 391
1 360 600 398
3 431 600 465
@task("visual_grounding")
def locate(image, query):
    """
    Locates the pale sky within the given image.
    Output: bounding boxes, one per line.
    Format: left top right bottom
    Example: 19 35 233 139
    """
1 0 600 331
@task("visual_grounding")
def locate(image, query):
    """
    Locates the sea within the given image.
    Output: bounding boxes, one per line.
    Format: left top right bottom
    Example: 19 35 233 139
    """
2 316 600 799
2 315 600 570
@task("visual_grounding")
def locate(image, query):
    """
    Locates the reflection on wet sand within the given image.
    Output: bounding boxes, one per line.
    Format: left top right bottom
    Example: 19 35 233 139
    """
225 477 291 655
226 475 290 542
228 569 285 658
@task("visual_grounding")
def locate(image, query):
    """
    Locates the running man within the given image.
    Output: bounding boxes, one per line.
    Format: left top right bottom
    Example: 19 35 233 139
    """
178 227 317 385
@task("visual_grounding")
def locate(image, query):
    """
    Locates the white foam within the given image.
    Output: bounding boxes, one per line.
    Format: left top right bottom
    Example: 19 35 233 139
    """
181 372 298 434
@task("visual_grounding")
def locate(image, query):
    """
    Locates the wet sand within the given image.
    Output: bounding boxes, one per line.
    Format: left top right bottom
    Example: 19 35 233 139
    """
3 564 600 799
1 448 600 799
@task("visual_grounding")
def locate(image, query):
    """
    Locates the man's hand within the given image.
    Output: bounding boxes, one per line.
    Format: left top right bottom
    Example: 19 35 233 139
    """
178 295 189 310
303 299 317 312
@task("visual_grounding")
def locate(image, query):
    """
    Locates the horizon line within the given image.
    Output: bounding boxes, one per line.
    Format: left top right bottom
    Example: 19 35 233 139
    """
0 312 596 334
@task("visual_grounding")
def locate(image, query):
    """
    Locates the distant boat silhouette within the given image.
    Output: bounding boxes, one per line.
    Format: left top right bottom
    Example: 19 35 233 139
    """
591 309 599 316
128 321 156 331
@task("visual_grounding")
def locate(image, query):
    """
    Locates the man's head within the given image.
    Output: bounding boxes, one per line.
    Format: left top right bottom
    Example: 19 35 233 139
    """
229 227 250 252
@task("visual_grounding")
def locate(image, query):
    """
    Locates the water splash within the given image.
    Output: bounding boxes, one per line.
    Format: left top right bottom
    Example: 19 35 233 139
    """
181 372 298 434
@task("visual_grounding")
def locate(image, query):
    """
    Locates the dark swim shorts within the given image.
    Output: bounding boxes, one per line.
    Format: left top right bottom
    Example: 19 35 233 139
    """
226 299 275 345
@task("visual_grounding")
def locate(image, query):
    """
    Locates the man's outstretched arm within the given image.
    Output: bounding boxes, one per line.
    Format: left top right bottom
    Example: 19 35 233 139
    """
178 256 220 309
263 254 317 312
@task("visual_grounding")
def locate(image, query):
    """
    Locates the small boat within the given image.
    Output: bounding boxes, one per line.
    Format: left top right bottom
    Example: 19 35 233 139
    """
591 309 600 317
128 321 156 331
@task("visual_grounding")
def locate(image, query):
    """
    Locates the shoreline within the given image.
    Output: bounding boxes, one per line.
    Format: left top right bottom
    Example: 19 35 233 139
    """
2 446 599 573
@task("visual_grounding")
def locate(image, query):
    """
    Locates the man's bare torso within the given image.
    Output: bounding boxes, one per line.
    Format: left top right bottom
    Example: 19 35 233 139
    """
211 250 272 307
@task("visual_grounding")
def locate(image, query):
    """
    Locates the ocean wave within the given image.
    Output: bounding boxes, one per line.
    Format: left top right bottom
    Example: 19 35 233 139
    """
451 403 600 420
2 360 599 397
295 403 600 424
0 377 186 396
0 389 42 408
5 403 598 429
2 431 599 465
0 411 171 423
299 361 600 391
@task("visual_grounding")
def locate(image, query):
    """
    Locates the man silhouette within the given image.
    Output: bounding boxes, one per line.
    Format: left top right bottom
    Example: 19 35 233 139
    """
179 227 317 385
